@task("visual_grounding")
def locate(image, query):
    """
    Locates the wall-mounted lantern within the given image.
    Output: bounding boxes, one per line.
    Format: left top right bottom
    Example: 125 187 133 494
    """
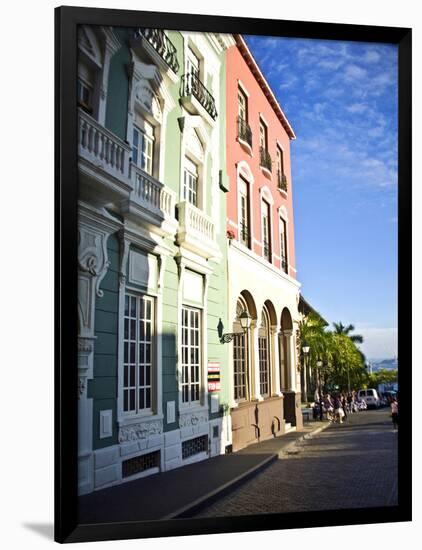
220 311 252 344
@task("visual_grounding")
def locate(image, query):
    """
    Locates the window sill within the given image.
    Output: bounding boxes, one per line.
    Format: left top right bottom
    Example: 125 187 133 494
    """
260 165 272 180
237 137 253 157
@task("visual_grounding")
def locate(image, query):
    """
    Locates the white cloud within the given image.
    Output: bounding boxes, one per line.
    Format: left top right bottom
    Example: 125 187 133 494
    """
344 64 367 80
346 102 369 114
362 50 381 64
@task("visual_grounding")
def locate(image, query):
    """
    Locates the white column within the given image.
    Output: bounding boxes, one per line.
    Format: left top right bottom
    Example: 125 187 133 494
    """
272 327 282 396
252 323 263 401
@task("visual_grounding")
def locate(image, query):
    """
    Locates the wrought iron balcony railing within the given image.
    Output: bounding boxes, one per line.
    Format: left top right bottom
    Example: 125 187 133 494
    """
237 116 252 148
239 221 250 247
135 28 179 73
263 240 271 261
277 170 288 192
181 73 218 120
281 254 288 273
260 147 272 172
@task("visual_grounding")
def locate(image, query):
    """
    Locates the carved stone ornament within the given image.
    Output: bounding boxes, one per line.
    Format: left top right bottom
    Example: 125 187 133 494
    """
78 337 94 354
134 79 162 123
78 377 86 399
78 227 110 297
118 419 163 443
179 411 208 428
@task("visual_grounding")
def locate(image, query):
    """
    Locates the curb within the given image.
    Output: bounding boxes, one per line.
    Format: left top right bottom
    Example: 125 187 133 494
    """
279 422 331 456
164 453 278 519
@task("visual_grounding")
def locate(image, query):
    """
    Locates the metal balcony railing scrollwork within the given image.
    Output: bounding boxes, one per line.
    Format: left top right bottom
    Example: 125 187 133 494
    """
277 170 288 192
135 28 180 73
237 117 253 148
263 240 271 261
239 222 250 248
181 73 218 120
260 147 272 172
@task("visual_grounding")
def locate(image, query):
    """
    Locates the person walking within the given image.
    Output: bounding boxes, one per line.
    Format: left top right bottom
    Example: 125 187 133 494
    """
341 393 348 421
391 397 399 430
334 394 345 424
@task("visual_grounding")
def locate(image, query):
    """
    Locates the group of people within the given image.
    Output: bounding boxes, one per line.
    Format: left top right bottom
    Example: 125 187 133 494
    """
312 391 353 424
311 389 399 429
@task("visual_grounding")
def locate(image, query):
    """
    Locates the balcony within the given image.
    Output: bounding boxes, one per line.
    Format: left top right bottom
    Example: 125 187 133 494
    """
78 109 132 205
121 164 177 237
259 147 272 175
176 201 221 260
277 171 288 193
180 73 218 122
237 117 253 154
238 222 251 248
133 28 179 75
263 240 271 263
281 254 288 274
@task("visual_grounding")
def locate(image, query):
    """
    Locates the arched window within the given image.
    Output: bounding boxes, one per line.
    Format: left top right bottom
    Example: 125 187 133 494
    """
233 297 249 401
258 305 271 397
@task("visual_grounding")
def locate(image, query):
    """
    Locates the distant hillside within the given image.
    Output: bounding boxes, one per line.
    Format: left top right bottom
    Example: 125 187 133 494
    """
370 358 398 371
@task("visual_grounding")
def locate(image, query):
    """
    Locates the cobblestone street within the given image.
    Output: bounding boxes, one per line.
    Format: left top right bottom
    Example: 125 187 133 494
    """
194 408 398 517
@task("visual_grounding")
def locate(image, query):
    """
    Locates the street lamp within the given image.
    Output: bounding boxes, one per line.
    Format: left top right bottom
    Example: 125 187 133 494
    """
302 345 310 402
220 311 252 343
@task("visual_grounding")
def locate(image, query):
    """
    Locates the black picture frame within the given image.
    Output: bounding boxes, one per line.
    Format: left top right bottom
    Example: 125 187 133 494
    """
55 5 411 543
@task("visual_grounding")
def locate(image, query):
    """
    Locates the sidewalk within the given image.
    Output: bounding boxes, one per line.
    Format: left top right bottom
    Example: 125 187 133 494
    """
78 420 329 524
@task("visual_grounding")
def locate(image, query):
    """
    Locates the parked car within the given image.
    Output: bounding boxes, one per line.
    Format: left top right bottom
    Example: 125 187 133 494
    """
357 388 380 409
357 399 367 411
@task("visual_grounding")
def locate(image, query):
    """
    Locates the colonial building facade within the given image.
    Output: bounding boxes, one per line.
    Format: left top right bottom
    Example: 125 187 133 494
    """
77 25 235 495
225 36 303 452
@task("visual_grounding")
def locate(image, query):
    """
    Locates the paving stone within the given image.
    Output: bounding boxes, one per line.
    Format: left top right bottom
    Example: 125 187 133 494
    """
194 409 398 517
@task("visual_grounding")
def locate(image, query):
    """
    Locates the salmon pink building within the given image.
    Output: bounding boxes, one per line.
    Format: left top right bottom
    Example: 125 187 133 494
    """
225 35 303 452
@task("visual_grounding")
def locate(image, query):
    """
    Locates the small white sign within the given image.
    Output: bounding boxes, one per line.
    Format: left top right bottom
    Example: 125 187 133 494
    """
99 410 113 439
167 401 176 424
210 394 219 413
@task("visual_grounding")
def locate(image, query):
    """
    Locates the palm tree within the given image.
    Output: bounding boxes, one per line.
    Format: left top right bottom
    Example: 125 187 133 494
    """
332 322 364 344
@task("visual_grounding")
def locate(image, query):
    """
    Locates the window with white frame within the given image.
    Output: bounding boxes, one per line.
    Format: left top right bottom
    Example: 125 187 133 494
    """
123 294 154 413
181 306 201 404
261 200 271 262
259 119 268 151
258 306 271 397
77 78 93 113
132 120 155 176
186 47 201 95
233 298 249 401
238 87 248 122
238 176 250 247
276 146 284 178
280 217 288 273
183 157 199 206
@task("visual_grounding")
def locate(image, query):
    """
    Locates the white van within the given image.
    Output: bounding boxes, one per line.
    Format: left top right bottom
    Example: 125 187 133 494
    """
357 388 380 409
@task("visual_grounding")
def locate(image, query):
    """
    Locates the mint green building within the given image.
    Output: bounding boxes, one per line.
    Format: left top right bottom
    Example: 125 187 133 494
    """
77 25 235 494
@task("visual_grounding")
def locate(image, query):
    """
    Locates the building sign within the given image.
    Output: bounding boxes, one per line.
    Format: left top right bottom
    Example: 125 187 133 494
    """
207 362 221 392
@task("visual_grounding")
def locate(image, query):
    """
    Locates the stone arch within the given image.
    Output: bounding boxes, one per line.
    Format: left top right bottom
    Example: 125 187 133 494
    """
239 289 257 320
281 307 293 331
264 299 277 327
237 160 254 185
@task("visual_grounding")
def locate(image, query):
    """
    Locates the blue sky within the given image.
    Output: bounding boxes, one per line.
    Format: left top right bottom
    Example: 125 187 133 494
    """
245 36 398 360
